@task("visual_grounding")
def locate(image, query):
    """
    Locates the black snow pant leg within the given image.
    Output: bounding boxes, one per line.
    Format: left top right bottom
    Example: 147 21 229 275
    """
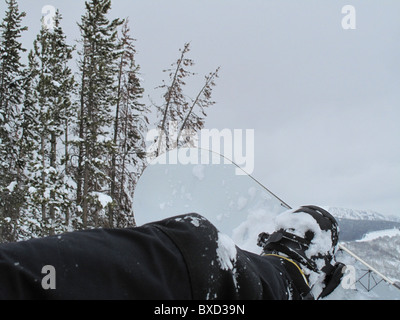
0 225 192 299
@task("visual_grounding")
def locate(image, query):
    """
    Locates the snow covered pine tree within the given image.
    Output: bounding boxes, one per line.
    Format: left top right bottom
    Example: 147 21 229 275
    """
0 206 344 299
23 10 75 237
0 0 27 242
153 42 219 158
108 19 149 228
75 0 124 229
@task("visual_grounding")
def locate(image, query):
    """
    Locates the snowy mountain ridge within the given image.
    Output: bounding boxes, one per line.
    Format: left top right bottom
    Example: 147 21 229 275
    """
321 207 400 242
325 206 391 221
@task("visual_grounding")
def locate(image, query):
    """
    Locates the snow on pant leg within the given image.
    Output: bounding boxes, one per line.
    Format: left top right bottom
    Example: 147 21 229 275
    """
0 225 191 299
153 213 295 299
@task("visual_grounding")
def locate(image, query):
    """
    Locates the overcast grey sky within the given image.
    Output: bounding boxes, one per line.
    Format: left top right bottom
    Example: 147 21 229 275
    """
4 0 400 217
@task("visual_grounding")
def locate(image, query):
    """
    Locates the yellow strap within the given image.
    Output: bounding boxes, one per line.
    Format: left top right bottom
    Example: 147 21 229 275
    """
263 253 310 287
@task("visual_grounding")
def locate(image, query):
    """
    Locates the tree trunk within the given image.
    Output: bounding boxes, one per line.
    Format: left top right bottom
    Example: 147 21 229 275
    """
82 156 89 228
156 48 186 156
40 133 46 222
64 117 69 226
76 55 87 208
49 131 56 235
109 53 124 227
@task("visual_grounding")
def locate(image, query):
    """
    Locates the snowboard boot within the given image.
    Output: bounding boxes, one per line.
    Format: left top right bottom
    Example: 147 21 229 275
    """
257 205 346 299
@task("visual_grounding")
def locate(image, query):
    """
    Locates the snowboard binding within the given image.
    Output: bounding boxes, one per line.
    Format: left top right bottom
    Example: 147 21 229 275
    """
258 205 346 299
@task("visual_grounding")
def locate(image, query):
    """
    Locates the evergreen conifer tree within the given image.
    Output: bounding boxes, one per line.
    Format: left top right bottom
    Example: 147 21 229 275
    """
22 10 75 237
110 19 148 227
154 43 194 157
154 43 219 157
75 0 123 228
0 0 27 242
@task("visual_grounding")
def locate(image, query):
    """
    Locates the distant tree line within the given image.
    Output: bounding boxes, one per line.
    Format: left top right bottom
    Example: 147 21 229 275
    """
0 0 219 242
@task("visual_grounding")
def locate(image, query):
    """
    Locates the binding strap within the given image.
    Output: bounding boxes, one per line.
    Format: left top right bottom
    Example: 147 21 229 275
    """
262 253 313 300
263 253 309 287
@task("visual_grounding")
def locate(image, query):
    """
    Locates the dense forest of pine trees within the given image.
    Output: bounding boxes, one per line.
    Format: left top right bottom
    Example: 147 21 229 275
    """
0 0 219 242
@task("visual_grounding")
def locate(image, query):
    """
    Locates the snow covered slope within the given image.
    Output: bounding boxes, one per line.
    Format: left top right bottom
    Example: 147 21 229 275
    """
323 206 400 290
343 229 400 283
321 207 400 299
